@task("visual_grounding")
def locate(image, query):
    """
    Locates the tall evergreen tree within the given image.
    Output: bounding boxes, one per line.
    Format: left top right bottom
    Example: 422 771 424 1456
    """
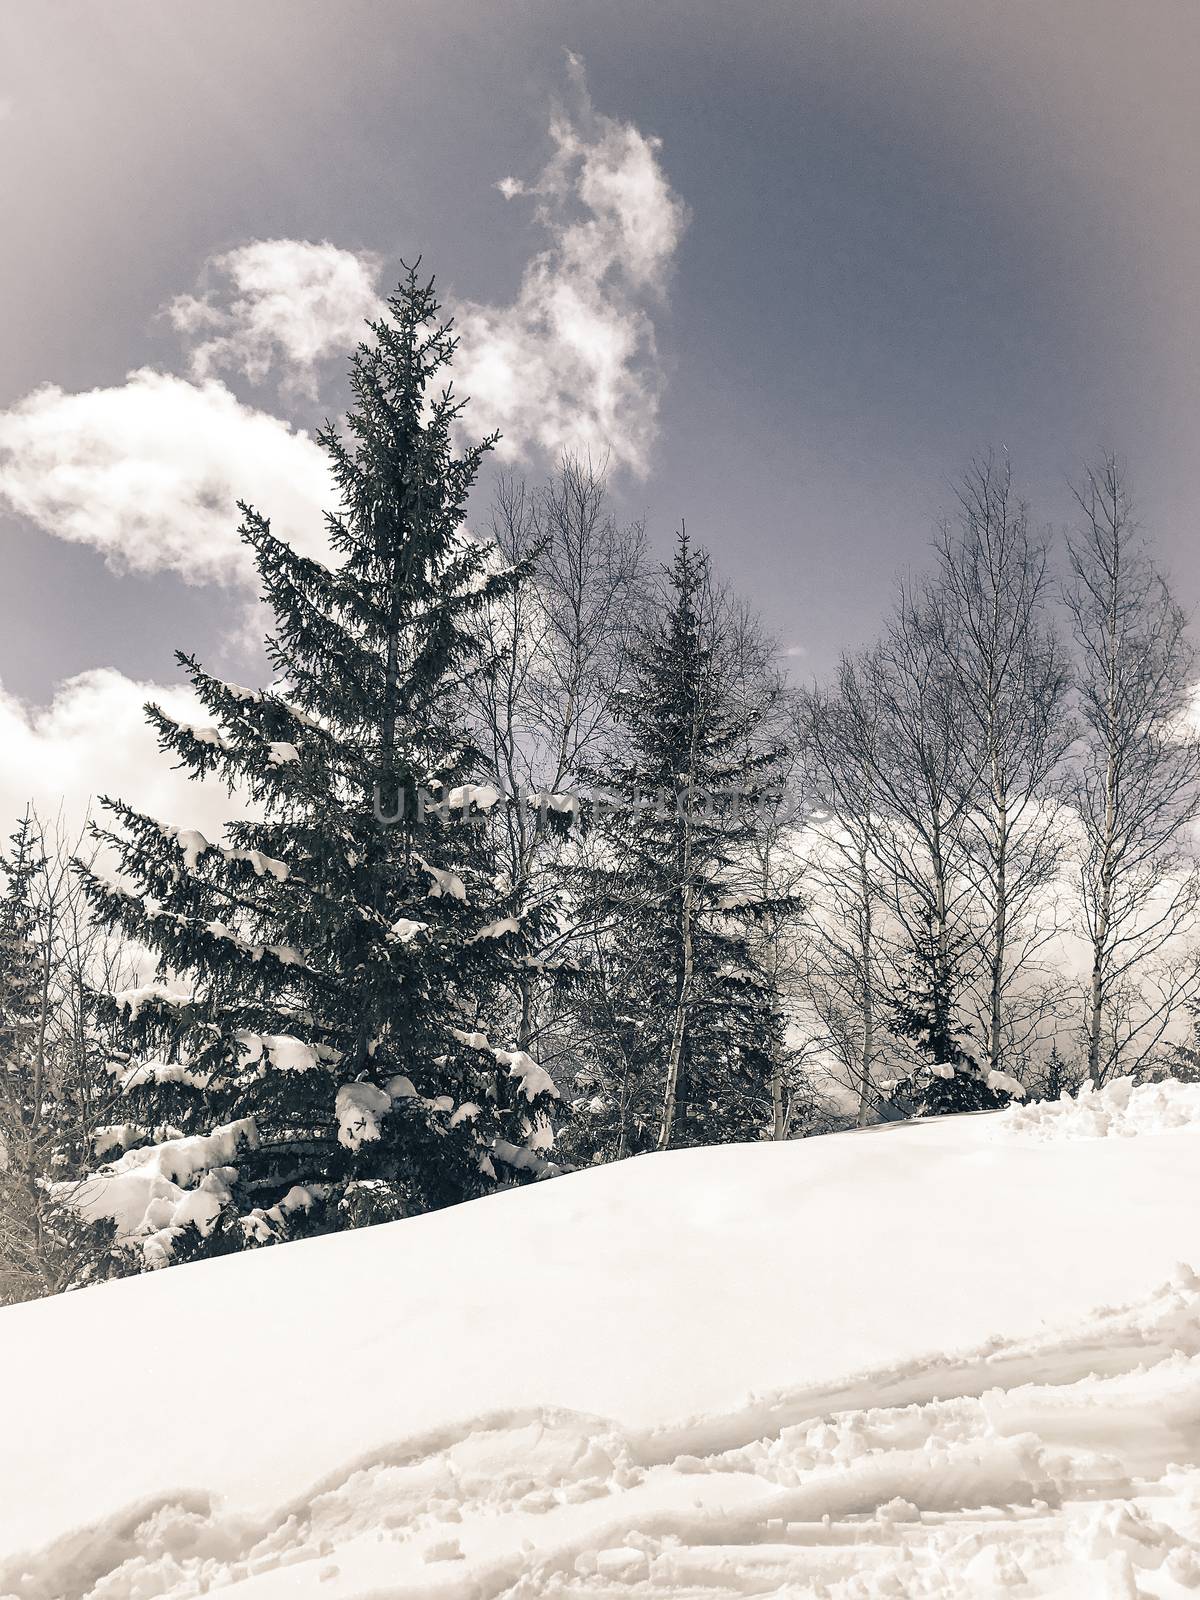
567 533 794 1159
73 269 560 1272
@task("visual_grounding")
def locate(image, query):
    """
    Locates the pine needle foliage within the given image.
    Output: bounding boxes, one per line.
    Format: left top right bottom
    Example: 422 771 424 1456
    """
567 532 795 1158
74 269 561 1270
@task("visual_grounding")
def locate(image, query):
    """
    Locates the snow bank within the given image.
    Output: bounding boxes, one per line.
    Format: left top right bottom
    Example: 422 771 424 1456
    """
993 1072 1200 1141
2 1083 1198 1596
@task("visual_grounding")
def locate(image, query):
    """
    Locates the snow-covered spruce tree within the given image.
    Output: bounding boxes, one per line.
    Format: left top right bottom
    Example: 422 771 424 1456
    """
73 270 560 1272
566 532 794 1159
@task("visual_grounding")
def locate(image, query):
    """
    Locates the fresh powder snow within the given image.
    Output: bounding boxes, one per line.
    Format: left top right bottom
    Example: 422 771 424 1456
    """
2 1077 1199 1597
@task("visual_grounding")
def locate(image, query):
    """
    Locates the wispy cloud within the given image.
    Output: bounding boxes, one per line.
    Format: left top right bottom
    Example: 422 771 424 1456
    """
0 56 685 599
451 53 688 475
0 370 331 586
166 239 385 401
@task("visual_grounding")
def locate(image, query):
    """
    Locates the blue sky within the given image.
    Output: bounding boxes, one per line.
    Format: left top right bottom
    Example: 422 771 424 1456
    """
1 0 1198 819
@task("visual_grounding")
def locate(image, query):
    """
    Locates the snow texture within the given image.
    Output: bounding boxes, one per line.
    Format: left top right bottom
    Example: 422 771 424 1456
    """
334 1081 393 1150
61 1118 258 1268
109 1056 211 1090
163 822 291 885
450 1025 559 1101
994 1072 1200 1141
985 1067 1027 1100
108 980 190 1021
173 721 232 751
416 855 467 901
443 782 501 813
4 1076 1200 1597
473 914 522 942
241 1183 331 1244
235 1030 332 1075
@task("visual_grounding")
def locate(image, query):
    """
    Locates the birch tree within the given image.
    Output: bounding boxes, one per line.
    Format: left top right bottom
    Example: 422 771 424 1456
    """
0 810 129 1302
841 591 995 1107
724 601 811 1139
796 669 899 1124
473 455 647 1060
1065 456 1200 1084
933 457 1072 1079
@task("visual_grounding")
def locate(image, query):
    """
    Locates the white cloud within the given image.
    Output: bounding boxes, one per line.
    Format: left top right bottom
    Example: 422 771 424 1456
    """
0 370 331 586
0 59 685 602
0 669 249 840
157 55 690 473
451 53 688 475
167 240 385 400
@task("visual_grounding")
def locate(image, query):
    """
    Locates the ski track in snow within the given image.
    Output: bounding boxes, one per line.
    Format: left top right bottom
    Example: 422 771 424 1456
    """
5 1268 1200 1600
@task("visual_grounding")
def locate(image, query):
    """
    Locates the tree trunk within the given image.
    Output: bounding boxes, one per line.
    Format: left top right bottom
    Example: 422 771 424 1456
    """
856 846 875 1126
1088 849 1114 1087
988 790 1008 1077
771 1069 787 1140
1087 553 1121 1087
658 877 694 1151
930 815 952 1065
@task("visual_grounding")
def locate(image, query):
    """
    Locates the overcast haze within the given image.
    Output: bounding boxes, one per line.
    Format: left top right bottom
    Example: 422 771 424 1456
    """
2 0 1199 815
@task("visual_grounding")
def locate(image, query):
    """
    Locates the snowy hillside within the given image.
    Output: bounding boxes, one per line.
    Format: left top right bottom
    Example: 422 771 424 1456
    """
2 1077 1200 1599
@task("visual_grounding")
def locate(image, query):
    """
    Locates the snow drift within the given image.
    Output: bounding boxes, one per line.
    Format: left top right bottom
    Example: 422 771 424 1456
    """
1 1077 1199 1598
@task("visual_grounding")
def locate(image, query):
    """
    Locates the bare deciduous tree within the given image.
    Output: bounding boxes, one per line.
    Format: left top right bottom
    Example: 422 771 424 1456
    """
1 809 130 1303
1065 456 1200 1084
932 457 1073 1078
721 599 812 1138
473 455 647 1058
838 589 986 1096
797 669 899 1124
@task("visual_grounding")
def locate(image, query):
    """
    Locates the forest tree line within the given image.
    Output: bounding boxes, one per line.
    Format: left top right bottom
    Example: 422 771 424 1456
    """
4 271 1200 1302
